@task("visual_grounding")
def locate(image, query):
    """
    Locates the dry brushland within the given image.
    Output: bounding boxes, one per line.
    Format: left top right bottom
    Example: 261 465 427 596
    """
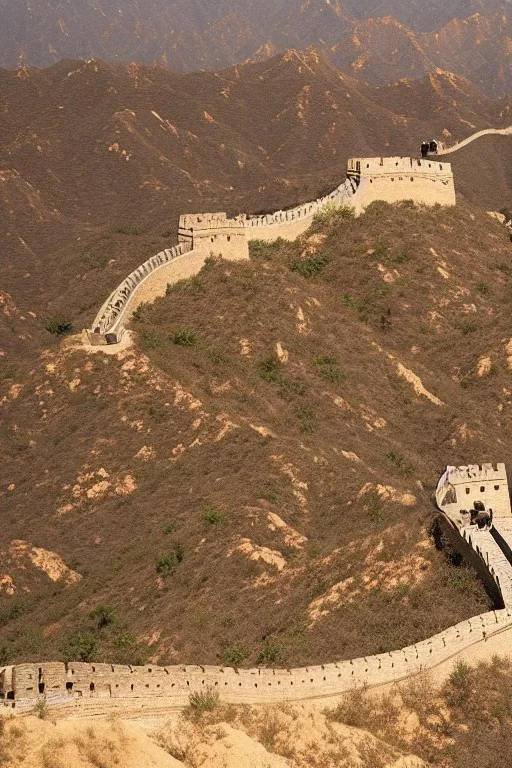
2 656 512 767
2 200 512 670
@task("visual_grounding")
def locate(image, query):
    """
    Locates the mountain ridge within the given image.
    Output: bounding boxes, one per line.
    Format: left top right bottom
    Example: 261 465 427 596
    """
2 0 512 94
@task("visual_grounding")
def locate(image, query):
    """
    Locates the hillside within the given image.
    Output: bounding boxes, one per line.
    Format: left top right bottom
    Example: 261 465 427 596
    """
0 55 509 368
2 1 512 95
3 200 512 670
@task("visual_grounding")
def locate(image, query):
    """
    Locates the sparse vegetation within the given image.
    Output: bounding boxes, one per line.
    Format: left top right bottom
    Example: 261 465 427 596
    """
166 275 206 294
288 251 329 278
312 355 345 383
257 638 283 666
385 450 413 476
187 686 220 718
455 319 477 334
90 605 118 630
115 225 143 235
295 404 315 433
223 647 246 667
170 325 196 346
312 202 355 225
200 503 224 525
43 316 73 335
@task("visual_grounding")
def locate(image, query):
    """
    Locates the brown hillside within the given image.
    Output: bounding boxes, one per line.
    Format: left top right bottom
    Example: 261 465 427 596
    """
2 201 512 669
446 134 512 211
0 55 508 366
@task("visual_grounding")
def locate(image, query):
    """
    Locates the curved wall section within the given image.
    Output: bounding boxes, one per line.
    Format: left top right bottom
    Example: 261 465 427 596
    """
3 462 512 717
87 242 192 346
86 157 455 346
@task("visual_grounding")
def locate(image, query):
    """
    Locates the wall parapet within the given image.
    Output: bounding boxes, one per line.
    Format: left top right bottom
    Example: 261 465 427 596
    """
85 156 455 347
87 241 192 346
3 463 512 716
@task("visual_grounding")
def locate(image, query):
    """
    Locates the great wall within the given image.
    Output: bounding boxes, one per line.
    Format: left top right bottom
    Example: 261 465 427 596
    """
2 464 512 718
4 134 512 720
85 155 455 346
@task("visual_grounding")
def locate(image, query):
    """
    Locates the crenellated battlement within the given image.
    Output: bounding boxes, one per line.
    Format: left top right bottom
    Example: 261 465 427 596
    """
3 461 512 718
85 156 455 346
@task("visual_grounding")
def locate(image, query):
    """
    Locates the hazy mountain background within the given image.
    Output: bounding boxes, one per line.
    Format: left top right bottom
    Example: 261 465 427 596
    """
2 0 512 94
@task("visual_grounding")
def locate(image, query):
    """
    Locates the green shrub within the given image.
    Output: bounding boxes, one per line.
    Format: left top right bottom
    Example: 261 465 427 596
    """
446 660 472 705
43 316 73 335
257 638 283 666
61 633 98 662
224 647 246 667
170 326 196 346
496 263 512 277
156 554 177 576
288 252 329 278
313 356 345 383
132 302 149 322
200 255 218 272
249 237 286 257
296 404 315 433
162 522 176 535
476 281 490 295
312 203 355 225
90 605 118 629
166 275 206 294
188 686 219 716
340 292 357 308
256 483 279 502
386 450 413 476
455 320 477 335
259 355 281 382
200 503 224 525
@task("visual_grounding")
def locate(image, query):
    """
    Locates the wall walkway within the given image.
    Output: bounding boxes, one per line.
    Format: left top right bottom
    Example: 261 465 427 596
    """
85 156 455 346
438 126 512 156
2 509 512 717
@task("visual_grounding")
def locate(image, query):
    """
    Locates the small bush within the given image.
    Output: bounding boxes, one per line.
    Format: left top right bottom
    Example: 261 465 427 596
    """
446 660 473 705
386 450 413 476
61 634 98 662
166 275 206 294
43 316 73 335
340 292 357 308
200 503 224 525
476 280 490 295
170 326 196 346
288 252 329 278
455 320 477 335
313 356 345 383
90 605 118 629
312 202 355 225
200 255 219 271
257 638 283 666
256 483 279 502
496 263 512 277
132 302 149 322
156 554 177 576
224 647 246 667
249 237 286 257
259 355 281 382
162 522 176 535
362 490 385 523
296 404 315 433
188 686 219 716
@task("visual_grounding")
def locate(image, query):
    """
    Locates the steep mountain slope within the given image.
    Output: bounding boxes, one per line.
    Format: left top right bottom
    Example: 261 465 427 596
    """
0 55 507 360
2 201 512 669
2 1 512 95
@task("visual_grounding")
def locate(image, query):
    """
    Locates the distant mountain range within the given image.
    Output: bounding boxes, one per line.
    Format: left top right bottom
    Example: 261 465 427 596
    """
1 0 512 94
